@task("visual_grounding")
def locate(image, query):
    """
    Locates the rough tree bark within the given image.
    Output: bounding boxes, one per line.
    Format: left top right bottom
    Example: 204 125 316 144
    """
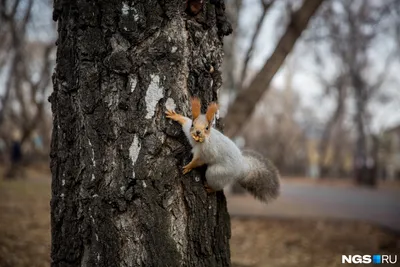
50 1 232 266
224 0 324 138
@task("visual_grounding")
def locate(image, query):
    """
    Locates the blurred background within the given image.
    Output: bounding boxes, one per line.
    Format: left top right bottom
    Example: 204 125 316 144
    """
0 0 399 266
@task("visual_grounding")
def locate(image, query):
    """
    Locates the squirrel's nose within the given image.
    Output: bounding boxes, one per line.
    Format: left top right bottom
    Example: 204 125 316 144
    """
196 130 201 135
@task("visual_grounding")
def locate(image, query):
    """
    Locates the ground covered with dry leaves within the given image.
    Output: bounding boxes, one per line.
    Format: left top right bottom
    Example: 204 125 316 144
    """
0 169 399 267
231 218 399 267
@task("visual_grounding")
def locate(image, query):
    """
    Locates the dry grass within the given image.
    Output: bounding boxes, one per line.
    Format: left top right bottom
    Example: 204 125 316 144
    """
0 169 399 267
0 176 51 267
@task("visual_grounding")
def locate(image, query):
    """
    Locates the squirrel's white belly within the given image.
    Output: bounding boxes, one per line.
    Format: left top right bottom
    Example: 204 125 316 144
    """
194 137 248 190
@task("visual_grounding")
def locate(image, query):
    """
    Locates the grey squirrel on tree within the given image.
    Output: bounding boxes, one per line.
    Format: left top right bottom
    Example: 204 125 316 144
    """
166 97 280 203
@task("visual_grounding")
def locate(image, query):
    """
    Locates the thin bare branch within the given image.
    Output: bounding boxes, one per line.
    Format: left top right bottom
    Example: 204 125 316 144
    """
20 0 33 33
367 49 398 96
239 0 273 89
0 0 21 20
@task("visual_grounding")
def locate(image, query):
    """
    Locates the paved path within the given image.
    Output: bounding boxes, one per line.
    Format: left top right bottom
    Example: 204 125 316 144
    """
226 182 400 231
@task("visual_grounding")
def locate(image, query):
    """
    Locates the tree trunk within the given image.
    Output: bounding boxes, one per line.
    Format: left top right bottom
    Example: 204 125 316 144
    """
352 74 375 186
50 1 232 266
224 0 324 138
318 82 346 178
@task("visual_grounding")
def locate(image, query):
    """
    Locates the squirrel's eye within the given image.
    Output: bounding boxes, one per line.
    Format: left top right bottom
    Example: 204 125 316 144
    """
191 123 194 128
205 126 209 131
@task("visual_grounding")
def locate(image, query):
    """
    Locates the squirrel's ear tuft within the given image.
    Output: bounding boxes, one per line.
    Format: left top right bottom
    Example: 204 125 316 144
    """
191 97 201 119
206 102 218 123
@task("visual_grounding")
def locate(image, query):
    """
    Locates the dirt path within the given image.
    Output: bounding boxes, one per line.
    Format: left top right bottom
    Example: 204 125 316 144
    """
227 181 400 231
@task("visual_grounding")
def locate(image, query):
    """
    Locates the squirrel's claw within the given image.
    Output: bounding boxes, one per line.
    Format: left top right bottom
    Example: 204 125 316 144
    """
182 165 192 174
165 109 176 119
204 183 215 193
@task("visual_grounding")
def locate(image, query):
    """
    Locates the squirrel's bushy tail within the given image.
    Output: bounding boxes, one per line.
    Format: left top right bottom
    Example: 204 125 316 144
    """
238 150 280 203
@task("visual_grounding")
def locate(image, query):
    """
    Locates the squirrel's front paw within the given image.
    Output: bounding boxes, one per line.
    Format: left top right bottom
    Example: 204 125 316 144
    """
165 109 177 119
165 109 186 125
182 164 192 174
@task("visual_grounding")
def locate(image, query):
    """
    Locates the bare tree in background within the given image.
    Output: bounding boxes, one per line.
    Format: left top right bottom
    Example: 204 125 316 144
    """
244 88 308 174
243 58 309 175
222 0 242 102
308 63 349 178
306 0 400 184
224 0 324 137
0 0 55 158
238 0 273 91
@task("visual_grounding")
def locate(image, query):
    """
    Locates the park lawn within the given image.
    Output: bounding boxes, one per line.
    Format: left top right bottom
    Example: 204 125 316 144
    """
0 171 399 267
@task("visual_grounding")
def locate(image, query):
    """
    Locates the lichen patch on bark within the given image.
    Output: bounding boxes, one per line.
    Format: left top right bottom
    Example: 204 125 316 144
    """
121 2 130 16
129 134 141 178
165 97 177 111
129 75 137 93
145 74 164 119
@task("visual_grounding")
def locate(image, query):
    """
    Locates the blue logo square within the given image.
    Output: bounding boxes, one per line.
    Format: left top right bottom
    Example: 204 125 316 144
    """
373 255 381 264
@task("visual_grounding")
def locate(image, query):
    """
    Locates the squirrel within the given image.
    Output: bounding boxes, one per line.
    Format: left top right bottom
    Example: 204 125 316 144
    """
166 97 280 203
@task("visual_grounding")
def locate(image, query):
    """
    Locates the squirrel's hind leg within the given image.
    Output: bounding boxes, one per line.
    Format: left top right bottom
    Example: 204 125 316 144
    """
205 164 236 191
204 183 216 193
